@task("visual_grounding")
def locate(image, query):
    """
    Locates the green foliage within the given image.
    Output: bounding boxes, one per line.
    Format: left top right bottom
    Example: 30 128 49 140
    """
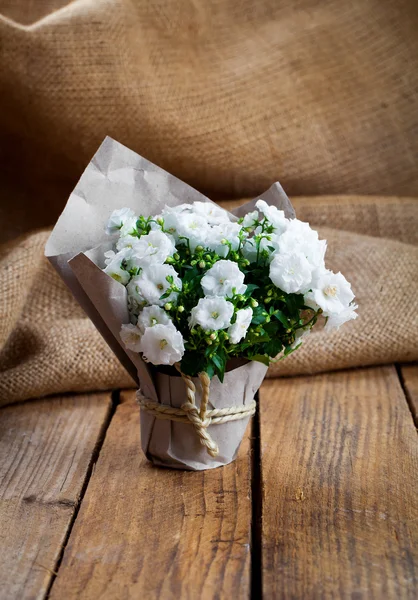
158 238 320 379
120 212 321 379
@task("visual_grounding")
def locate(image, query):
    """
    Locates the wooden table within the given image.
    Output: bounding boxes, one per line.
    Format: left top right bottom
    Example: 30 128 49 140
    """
1 365 417 599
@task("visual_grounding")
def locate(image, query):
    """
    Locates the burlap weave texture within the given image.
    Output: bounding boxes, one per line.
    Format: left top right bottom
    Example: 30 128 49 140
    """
1 0 418 241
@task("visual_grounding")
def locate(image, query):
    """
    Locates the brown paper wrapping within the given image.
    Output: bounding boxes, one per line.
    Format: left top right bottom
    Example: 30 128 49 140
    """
45 137 295 470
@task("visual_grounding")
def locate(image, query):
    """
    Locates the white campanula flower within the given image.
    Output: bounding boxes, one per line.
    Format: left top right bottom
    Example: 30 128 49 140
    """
189 297 234 331
104 251 116 266
156 210 209 251
206 222 244 257
228 307 253 344
150 210 179 236
128 230 175 268
277 219 326 269
241 238 257 263
129 264 182 307
120 323 142 352
242 233 281 263
201 260 247 298
192 201 231 225
103 248 131 285
150 205 191 233
119 215 139 238
116 234 139 251
255 199 288 234
106 207 136 235
269 252 313 294
324 304 358 330
126 276 146 312
139 323 185 365
137 305 174 332
175 212 210 251
242 210 260 229
104 246 130 266
305 270 355 316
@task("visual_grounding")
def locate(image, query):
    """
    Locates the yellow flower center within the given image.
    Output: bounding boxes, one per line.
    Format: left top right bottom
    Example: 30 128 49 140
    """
159 339 168 349
324 285 337 297
211 311 219 319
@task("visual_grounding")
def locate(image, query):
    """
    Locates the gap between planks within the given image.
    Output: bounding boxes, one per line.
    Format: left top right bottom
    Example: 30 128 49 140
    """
44 390 120 598
49 364 418 599
49 390 254 600
2 363 416 599
260 365 418 600
0 392 115 600
398 363 418 428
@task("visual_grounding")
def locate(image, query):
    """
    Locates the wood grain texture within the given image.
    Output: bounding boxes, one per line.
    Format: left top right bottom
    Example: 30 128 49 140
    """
0 393 112 600
50 391 253 600
401 364 418 425
259 366 418 599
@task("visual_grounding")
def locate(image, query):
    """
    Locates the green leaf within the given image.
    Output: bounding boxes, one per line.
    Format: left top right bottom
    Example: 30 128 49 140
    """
205 363 215 379
272 310 289 328
264 321 279 336
251 314 265 325
211 353 223 371
180 352 205 377
246 333 270 344
211 352 226 383
244 283 259 296
251 354 270 367
264 338 283 358
251 306 267 325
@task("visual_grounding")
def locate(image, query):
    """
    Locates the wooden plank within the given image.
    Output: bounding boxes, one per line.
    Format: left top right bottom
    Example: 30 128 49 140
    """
50 391 253 600
0 393 112 600
260 366 418 599
401 364 418 425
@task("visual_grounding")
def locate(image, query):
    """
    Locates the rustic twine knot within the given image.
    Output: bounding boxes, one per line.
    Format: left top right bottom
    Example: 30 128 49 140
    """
136 364 256 458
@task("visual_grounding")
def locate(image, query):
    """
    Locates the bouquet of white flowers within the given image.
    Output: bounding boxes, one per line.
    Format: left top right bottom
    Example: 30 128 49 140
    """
46 137 357 471
106 201 356 381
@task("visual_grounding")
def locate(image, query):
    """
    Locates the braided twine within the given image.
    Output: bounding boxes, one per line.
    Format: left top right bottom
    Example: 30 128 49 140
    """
136 364 256 458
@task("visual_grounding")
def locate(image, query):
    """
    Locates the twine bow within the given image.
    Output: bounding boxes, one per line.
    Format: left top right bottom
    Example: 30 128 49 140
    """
136 364 256 458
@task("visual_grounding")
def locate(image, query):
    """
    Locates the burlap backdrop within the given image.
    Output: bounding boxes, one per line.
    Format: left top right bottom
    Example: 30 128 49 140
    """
0 0 417 405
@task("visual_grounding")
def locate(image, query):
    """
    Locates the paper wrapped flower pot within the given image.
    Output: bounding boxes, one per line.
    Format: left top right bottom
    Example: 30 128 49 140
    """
45 137 357 471
140 361 267 470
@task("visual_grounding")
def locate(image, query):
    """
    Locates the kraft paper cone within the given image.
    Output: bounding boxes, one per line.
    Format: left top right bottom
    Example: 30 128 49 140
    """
45 137 295 470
